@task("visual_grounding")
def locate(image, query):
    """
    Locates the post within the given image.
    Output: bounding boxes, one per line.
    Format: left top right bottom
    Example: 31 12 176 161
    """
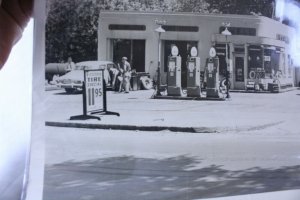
156 32 162 96
225 40 230 98
154 20 166 97
82 82 87 115
221 22 232 99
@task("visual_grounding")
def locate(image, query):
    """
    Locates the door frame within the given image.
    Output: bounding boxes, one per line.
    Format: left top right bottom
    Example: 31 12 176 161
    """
111 39 146 72
233 53 246 90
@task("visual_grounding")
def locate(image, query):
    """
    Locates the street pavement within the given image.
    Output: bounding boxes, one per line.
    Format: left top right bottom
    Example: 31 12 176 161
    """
43 127 300 200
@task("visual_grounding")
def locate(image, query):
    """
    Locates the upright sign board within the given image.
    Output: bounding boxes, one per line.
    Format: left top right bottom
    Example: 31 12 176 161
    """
85 70 104 113
70 69 119 120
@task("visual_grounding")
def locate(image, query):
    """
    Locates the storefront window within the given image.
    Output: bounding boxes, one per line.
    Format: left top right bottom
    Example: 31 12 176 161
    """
234 46 245 53
162 25 199 32
263 46 280 77
263 47 273 74
271 49 280 72
219 27 256 36
248 45 263 78
109 24 146 31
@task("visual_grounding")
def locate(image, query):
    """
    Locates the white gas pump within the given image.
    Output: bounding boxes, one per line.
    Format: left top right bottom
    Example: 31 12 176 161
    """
205 47 221 98
187 47 201 97
167 45 182 96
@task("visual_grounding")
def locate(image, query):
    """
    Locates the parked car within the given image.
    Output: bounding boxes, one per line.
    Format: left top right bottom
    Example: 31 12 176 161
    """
56 61 115 93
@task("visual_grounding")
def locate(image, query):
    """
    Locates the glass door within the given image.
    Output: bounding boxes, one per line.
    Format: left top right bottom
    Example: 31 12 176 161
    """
234 54 246 89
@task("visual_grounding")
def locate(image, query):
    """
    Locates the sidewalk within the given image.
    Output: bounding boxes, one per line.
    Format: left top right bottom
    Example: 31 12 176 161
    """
45 89 300 134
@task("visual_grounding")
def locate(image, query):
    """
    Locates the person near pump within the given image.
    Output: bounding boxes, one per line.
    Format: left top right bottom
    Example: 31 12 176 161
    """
117 57 131 93
65 57 75 72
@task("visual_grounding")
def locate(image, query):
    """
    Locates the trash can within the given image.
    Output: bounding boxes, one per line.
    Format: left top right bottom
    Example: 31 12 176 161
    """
130 72 151 90
130 75 139 91
268 83 279 93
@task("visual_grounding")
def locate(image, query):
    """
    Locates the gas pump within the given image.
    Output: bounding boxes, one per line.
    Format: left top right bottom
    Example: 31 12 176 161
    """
205 47 221 98
167 46 182 96
187 47 201 97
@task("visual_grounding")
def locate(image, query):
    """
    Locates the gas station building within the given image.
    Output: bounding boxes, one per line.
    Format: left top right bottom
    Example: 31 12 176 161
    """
98 11 298 90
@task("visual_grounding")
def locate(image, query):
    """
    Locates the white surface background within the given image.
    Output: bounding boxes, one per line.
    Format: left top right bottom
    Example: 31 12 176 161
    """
0 0 298 198
0 20 33 198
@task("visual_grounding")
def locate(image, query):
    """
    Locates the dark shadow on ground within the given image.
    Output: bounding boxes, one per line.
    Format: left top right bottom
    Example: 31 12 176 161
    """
53 91 82 95
43 156 300 200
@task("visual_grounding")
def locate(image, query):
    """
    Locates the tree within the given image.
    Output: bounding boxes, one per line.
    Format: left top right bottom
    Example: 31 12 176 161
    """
207 0 275 17
46 0 183 63
46 0 282 64
177 0 209 13
46 0 103 63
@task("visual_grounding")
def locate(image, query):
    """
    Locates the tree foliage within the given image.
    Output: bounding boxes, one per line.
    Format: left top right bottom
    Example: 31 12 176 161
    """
46 0 279 63
46 0 100 63
207 0 275 17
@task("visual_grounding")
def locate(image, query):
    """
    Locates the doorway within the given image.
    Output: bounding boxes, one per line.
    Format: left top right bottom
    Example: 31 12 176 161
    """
234 54 246 89
112 39 145 72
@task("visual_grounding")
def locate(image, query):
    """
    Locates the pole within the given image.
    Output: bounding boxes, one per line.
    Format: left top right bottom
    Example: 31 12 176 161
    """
156 32 162 96
225 36 230 99
82 77 87 115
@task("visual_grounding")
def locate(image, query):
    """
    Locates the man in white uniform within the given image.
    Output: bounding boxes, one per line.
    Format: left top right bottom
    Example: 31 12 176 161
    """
118 57 131 93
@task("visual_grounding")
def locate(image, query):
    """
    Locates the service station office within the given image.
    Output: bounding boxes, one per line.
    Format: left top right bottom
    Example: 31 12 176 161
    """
98 11 297 90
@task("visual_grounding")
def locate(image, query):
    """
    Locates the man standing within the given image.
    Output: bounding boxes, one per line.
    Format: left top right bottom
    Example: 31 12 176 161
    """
118 57 131 93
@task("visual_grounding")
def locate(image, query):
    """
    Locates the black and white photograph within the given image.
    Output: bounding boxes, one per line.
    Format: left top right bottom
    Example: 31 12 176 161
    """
39 0 300 199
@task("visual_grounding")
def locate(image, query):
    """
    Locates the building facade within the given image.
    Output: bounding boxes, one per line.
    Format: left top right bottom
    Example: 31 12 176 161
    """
98 11 297 90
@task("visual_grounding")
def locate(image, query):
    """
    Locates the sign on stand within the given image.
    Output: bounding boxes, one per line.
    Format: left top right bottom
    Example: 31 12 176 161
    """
85 70 104 113
70 69 120 120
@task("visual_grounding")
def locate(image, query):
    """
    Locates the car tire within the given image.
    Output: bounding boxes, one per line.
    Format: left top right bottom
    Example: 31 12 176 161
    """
220 78 231 89
65 88 76 94
140 76 153 90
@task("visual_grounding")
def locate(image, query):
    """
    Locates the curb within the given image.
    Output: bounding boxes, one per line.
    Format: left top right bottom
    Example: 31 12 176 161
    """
45 121 218 133
152 96 226 101
230 87 297 94
196 189 300 200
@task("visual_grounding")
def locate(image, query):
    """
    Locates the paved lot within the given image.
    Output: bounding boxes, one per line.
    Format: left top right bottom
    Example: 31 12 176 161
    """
43 89 300 199
45 88 300 134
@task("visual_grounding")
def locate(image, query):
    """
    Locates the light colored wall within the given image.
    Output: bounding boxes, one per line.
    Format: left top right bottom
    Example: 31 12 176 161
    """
98 11 295 84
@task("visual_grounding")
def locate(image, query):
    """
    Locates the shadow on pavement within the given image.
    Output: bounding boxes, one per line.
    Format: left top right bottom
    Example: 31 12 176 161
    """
43 156 300 200
53 92 82 95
